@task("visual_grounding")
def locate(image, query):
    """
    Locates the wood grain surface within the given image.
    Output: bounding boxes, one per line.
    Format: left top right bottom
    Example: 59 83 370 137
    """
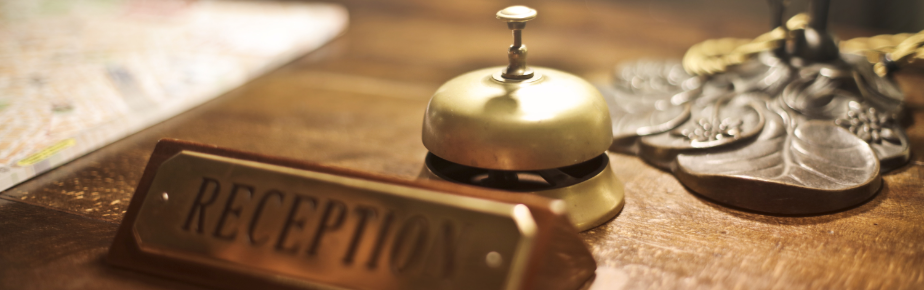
2 0 923 289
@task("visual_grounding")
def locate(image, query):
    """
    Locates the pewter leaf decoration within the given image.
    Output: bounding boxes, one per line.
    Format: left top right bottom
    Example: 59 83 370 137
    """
603 56 909 214
675 107 880 213
638 93 765 168
600 61 697 154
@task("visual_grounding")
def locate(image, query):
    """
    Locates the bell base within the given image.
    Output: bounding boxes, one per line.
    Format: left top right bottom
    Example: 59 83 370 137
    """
420 153 625 231
533 161 624 231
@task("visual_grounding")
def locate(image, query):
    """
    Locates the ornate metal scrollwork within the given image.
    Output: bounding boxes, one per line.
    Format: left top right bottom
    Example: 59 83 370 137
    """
601 0 915 214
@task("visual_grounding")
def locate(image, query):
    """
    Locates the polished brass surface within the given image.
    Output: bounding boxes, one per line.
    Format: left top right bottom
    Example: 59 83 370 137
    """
495 6 536 22
136 152 530 290
682 15 801 76
109 140 597 290
422 67 612 171
530 159 624 231
496 6 537 80
841 30 924 76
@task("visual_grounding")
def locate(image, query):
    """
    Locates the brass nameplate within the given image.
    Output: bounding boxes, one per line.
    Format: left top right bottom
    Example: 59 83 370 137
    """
108 139 596 290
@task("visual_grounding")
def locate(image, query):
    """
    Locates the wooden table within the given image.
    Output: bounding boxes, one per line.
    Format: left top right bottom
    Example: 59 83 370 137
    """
2 0 922 289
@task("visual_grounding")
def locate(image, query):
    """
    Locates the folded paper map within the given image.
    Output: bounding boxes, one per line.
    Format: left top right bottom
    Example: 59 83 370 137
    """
0 0 348 191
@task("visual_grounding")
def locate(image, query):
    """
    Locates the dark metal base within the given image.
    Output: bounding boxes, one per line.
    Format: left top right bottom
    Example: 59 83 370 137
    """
424 153 608 192
421 153 625 231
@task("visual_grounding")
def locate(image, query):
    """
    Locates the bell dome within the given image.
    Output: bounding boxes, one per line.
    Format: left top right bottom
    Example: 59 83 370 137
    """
422 67 612 170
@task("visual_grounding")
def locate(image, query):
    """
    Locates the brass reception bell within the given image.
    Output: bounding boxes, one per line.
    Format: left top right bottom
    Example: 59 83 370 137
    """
420 6 624 231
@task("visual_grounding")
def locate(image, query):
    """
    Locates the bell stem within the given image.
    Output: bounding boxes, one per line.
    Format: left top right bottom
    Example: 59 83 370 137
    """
503 26 532 79
496 6 537 80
